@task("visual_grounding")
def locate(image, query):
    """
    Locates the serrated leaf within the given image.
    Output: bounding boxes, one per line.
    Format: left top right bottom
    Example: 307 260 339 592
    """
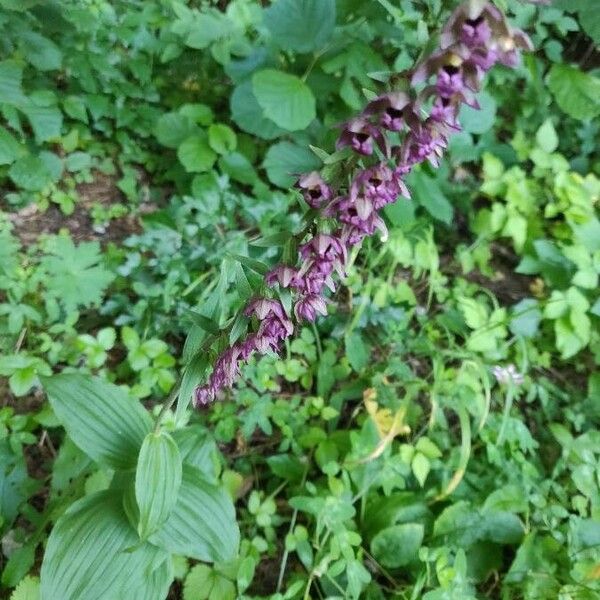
136 432 182 539
547 63 600 121
43 373 153 470
40 491 167 600
40 235 114 312
252 70 316 131
8 155 52 191
9 575 39 600
148 464 240 562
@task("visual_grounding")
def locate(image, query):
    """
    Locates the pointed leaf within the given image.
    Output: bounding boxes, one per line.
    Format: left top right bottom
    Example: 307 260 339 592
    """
149 464 240 563
42 374 152 470
40 491 166 600
135 431 182 539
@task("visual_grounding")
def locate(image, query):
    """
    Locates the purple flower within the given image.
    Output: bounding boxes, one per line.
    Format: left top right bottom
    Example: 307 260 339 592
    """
265 265 297 288
194 385 214 407
294 294 328 322
461 16 492 47
298 171 333 208
245 298 293 337
337 118 386 156
364 92 413 132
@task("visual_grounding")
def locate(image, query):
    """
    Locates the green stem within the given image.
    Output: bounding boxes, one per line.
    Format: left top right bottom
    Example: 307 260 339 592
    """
497 383 515 446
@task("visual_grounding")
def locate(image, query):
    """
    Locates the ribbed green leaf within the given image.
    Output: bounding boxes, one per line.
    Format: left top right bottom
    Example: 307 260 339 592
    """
149 464 239 563
135 431 182 539
40 491 167 600
42 374 152 471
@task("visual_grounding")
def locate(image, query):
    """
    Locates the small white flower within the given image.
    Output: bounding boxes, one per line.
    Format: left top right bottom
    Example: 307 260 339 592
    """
492 364 524 386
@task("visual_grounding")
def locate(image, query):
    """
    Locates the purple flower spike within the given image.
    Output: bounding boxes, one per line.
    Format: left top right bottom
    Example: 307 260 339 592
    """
193 0 533 410
294 294 328 322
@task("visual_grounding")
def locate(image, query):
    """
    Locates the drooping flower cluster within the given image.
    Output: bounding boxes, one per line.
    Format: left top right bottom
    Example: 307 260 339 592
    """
193 0 532 408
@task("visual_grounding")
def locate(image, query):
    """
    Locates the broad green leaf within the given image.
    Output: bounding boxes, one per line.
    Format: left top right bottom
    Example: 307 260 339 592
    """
407 169 453 224
8 156 52 191
230 81 283 140
535 119 558 153
219 152 257 185
21 101 63 143
509 298 541 338
370 523 424 568
149 464 240 562
43 373 152 470
208 123 237 154
411 452 430 487
345 331 369 372
264 0 336 53
0 61 25 104
154 112 196 148
40 491 167 600
136 431 182 539
547 64 600 121
63 95 88 122
252 70 316 131
0 126 23 165
177 135 217 173
458 90 497 134
20 31 62 71
263 141 321 188
173 426 219 477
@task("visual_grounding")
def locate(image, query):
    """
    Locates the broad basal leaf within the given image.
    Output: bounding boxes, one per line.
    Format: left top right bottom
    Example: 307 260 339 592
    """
40 491 168 600
264 0 336 53
252 70 316 131
43 373 152 470
149 464 239 563
230 81 284 140
135 431 182 539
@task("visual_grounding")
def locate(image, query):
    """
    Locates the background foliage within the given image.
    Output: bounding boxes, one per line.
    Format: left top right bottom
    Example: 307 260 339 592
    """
0 0 599 598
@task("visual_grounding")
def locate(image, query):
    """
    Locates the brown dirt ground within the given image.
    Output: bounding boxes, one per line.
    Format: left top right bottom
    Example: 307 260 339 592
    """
6 172 145 247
